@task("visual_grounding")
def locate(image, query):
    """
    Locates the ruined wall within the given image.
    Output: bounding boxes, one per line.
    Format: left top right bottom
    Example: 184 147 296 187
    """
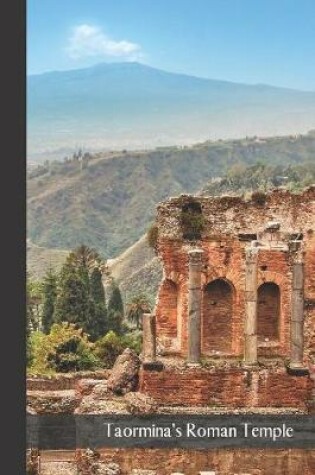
140 365 312 408
95 447 315 475
154 187 315 363
37 448 315 475
140 188 315 409
26 371 109 391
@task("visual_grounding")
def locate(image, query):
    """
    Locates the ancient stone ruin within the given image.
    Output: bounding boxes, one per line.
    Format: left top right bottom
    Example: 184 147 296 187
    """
27 187 315 474
140 187 315 410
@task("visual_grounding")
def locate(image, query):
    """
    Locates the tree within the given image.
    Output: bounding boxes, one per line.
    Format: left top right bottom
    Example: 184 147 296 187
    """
26 298 33 367
26 276 42 332
54 259 91 331
41 268 58 334
108 281 124 315
54 246 108 341
87 267 107 341
107 281 124 334
126 293 152 329
90 267 105 304
68 244 102 273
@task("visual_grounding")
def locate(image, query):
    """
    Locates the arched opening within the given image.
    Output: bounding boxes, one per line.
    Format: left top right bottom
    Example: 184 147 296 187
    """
202 279 233 353
257 282 280 341
158 279 178 338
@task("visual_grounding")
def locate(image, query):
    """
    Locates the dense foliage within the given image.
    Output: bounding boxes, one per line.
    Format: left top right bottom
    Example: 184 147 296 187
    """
147 223 159 252
106 281 124 335
53 246 108 341
29 323 99 374
41 268 58 334
26 245 141 373
94 331 143 368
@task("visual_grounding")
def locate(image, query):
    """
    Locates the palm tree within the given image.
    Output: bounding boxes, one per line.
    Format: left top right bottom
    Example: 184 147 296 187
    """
126 294 152 329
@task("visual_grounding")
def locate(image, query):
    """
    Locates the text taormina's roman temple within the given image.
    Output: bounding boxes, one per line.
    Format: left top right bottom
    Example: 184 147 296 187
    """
140 187 315 409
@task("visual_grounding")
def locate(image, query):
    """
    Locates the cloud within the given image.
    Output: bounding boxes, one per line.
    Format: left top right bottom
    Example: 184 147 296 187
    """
67 24 142 60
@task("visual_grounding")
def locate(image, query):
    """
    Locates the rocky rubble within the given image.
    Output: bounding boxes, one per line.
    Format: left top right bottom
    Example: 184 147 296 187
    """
27 390 80 414
77 449 121 475
124 392 158 414
107 348 140 394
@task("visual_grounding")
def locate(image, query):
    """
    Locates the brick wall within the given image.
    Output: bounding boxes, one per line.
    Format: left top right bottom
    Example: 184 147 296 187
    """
75 447 315 475
202 279 233 353
140 366 312 409
156 279 178 338
154 188 315 363
257 282 280 341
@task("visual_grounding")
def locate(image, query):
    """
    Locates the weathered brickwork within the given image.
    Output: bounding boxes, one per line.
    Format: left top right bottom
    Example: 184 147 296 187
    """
27 371 109 392
141 187 315 409
203 279 233 353
77 448 315 475
140 366 312 408
30 448 315 475
157 279 178 338
257 282 280 342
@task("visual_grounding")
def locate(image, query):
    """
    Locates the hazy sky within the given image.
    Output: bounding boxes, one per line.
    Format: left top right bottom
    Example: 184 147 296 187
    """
28 0 315 90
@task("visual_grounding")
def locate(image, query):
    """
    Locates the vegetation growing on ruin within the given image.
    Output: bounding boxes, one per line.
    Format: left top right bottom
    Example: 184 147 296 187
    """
251 191 267 206
179 198 205 240
180 209 205 240
147 223 159 252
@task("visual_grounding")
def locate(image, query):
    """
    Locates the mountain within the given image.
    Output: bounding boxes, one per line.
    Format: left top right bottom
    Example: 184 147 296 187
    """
26 239 68 279
107 234 162 302
27 133 315 261
27 62 315 158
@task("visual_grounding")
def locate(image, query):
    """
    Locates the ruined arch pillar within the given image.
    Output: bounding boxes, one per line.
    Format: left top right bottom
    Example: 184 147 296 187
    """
187 248 204 364
244 246 259 365
290 261 304 369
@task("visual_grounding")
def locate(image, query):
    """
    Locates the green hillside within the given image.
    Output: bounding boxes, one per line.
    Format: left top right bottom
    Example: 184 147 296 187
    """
26 239 68 279
27 132 315 260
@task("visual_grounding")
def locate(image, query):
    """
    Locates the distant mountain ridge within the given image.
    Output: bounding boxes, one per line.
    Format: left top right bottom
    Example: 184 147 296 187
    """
27 62 315 158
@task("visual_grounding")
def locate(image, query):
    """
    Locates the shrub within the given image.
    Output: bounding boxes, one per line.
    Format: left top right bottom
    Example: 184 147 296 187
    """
147 223 159 251
29 323 100 374
179 199 205 240
121 331 143 355
94 330 143 368
47 336 99 372
251 190 267 206
180 209 205 240
94 331 124 368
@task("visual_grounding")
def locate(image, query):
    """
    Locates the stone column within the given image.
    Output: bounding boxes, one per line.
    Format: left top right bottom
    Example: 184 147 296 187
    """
290 261 304 369
142 313 156 362
187 248 204 364
244 246 259 365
